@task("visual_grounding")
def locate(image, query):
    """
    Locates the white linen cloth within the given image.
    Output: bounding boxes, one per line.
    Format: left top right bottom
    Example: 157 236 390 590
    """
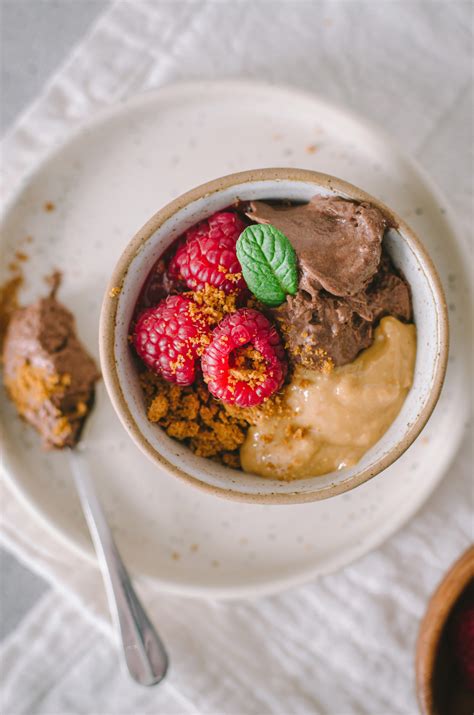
0 2 472 713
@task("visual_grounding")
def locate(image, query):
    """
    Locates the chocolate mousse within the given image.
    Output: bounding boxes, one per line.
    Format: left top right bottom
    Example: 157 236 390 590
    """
247 196 412 368
2 288 99 448
247 196 386 296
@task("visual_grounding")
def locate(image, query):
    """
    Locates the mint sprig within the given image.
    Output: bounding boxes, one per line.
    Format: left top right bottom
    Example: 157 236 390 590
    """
236 223 298 306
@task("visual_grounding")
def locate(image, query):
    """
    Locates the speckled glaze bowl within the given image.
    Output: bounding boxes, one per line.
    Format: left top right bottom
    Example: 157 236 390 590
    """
99 168 448 504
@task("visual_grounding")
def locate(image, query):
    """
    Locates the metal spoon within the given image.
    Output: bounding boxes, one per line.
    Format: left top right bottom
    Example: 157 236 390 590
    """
69 449 168 686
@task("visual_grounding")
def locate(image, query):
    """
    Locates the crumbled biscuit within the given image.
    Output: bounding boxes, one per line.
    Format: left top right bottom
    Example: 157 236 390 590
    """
187 284 237 327
0 276 22 350
139 371 250 468
147 394 169 422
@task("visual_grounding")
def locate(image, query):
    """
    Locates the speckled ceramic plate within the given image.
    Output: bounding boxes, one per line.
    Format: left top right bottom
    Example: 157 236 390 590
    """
0 81 470 598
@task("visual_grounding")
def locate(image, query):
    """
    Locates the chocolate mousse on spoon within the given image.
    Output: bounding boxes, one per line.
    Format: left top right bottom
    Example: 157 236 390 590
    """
2 274 98 447
1 275 169 686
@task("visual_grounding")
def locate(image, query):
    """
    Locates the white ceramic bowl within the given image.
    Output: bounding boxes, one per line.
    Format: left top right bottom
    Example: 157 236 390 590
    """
100 168 448 503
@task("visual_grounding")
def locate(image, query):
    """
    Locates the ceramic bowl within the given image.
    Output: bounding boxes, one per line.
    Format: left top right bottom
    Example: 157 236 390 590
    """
416 547 474 715
99 168 448 504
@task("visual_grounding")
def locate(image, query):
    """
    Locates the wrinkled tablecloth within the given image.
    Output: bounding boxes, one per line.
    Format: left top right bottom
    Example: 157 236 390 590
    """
1 2 472 713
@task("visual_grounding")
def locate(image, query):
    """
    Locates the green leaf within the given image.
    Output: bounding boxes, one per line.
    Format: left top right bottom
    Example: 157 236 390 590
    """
236 223 298 306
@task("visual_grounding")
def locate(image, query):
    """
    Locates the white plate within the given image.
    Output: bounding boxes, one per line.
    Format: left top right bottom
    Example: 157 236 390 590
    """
0 81 470 598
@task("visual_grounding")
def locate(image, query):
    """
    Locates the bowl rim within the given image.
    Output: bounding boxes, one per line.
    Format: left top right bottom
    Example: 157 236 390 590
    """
99 167 449 504
415 546 474 715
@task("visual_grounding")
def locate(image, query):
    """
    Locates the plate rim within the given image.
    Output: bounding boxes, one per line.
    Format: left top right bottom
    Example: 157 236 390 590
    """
0 79 471 599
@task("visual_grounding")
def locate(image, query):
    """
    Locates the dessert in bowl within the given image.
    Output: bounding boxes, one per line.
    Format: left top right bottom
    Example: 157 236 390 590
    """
100 169 448 503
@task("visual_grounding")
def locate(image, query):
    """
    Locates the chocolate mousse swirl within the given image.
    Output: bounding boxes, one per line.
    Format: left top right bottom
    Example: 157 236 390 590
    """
246 196 412 368
2 294 99 448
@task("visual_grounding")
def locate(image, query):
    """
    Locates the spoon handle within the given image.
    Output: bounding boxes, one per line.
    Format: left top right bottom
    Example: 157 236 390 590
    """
69 451 168 686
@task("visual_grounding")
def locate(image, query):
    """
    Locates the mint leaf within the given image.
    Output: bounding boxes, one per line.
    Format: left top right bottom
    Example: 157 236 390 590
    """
236 223 298 306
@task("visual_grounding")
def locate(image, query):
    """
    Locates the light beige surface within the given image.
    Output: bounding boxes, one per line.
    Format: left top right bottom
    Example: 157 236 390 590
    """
0 3 471 715
242 317 417 479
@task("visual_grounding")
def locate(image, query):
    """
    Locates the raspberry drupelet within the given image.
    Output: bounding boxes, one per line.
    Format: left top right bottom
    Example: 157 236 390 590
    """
201 308 287 408
133 295 211 385
168 211 247 295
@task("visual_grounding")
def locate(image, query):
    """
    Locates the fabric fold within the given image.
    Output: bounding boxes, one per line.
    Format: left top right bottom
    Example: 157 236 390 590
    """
0 2 471 713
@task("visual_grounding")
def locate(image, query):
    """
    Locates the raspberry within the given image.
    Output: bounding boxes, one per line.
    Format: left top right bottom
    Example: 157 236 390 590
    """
133 295 210 385
166 238 187 283
201 308 287 407
168 211 246 294
452 604 474 691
